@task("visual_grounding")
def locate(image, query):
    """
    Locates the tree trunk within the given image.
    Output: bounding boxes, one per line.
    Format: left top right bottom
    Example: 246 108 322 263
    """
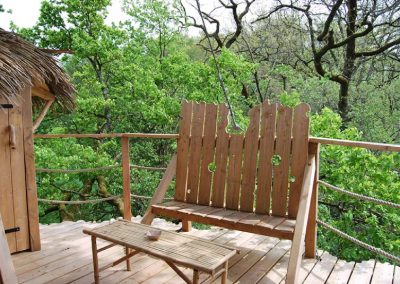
97 175 125 217
338 82 350 124
338 0 357 125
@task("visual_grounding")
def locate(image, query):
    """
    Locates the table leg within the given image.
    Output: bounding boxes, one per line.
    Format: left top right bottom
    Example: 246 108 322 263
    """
126 246 131 271
221 261 228 284
91 236 99 284
193 269 199 284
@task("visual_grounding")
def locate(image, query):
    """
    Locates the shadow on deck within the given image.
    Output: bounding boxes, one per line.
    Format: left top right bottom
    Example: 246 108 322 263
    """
12 218 399 284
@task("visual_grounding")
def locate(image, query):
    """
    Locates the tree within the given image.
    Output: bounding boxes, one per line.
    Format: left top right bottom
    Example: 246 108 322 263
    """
18 0 125 133
255 0 400 123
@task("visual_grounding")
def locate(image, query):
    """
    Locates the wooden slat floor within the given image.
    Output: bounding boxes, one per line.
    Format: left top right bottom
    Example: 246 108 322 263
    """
12 218 400 284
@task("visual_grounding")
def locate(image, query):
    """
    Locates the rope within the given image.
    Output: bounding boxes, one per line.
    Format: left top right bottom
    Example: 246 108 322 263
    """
130 165 167 171
130 194 173 200
318 180 400 209
36 164 166 173
317 219 400 263
36 165 120 173
38 196 120 205
38 194 173 204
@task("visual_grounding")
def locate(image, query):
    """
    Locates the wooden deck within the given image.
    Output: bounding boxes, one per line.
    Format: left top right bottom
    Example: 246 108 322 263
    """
12 218 399 284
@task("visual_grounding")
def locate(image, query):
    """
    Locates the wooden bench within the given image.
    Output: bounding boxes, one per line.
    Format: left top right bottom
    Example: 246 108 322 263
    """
142 100 318 283
83 220 237 284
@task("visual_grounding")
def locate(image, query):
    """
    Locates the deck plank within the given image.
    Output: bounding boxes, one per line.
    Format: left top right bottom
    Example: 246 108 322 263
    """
370 262 394 284
326 259 355 284
237 240 291 283
11 220 399 284
303 251 337 284
394 265 400 284
348 260 376 284
258 251 289 284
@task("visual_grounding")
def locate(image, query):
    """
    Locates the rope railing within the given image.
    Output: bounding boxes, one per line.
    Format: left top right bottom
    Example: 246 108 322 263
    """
130 165 167 171
36 165 120 173
317 219 400 264
36 164 167 173
38 194 173 204
130 194 173 201
318 180 400 209
38 196 120 205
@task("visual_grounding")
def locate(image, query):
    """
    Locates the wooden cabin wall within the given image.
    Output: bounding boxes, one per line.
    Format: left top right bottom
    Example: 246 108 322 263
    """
0 86 40 253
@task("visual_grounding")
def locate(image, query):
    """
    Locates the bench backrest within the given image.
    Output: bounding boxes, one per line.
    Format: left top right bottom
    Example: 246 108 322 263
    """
174 100 310 218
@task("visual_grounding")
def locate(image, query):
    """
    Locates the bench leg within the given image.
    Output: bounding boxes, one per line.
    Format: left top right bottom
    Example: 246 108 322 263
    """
193 269 199 284
91 236 100 284
125 247 131 271
221 262 228 284
182 220 192 232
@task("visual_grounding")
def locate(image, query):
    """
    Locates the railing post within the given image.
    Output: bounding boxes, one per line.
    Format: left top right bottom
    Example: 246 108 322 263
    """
121 137 132 220
305 142 319 258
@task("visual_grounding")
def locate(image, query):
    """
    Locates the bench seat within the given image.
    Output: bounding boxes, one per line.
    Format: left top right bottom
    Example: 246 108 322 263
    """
152 201 296 240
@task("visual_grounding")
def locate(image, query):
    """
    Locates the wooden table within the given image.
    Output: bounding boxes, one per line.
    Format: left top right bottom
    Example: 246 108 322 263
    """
83 220 238 284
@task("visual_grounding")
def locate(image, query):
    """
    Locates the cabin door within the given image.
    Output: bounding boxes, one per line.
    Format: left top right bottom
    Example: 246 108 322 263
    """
0 98 30 253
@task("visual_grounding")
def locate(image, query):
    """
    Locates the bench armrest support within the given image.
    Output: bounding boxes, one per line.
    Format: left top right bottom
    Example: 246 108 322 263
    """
141 154 177 225
286 154 316 284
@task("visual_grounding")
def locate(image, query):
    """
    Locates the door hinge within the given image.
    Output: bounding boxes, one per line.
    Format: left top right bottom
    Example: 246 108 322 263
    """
5 227 20 234
0 104 13 109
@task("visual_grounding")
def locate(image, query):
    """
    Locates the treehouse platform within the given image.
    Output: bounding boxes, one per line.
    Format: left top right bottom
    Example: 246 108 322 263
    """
12 217 399 284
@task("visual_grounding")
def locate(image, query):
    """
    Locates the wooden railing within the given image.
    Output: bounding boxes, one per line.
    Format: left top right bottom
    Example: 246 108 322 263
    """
34 133 399 262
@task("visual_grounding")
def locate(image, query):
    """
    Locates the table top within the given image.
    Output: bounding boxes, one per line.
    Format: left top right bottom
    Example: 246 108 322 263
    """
83 220 238 274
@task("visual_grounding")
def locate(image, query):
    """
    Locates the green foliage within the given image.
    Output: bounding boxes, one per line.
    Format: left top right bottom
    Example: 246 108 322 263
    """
279 91 301 107
311 109 400 262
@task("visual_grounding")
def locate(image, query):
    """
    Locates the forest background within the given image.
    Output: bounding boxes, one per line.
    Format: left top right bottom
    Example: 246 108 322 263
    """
1 0 399 263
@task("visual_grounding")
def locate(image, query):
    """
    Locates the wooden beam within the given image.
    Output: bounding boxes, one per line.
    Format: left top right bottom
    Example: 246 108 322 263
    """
165 260 192 284
141 155 177 225
0 214 18 284
32 99 54 133
305 142 320 258
32 133 400 153
31 85 55 102
309 137 400 152
21 87 41 251
121 137 132 220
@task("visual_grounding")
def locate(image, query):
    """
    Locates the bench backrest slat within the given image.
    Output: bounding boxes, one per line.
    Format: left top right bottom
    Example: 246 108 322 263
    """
186 103 206 204
211 105 229 208
198 104 218 205
240 105 261 212
288 104 310 218
256 101 277 214
174 101 193 201
226 134 244 210
271 105 294 217
175 100 310 216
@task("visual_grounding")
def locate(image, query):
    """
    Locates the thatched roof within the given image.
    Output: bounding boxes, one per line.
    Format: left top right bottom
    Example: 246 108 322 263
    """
0 28 75 110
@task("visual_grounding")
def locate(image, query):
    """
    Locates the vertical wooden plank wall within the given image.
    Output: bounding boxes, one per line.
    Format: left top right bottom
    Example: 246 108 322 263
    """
10 94 30 251
22 87 41 251
0 98 16 252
